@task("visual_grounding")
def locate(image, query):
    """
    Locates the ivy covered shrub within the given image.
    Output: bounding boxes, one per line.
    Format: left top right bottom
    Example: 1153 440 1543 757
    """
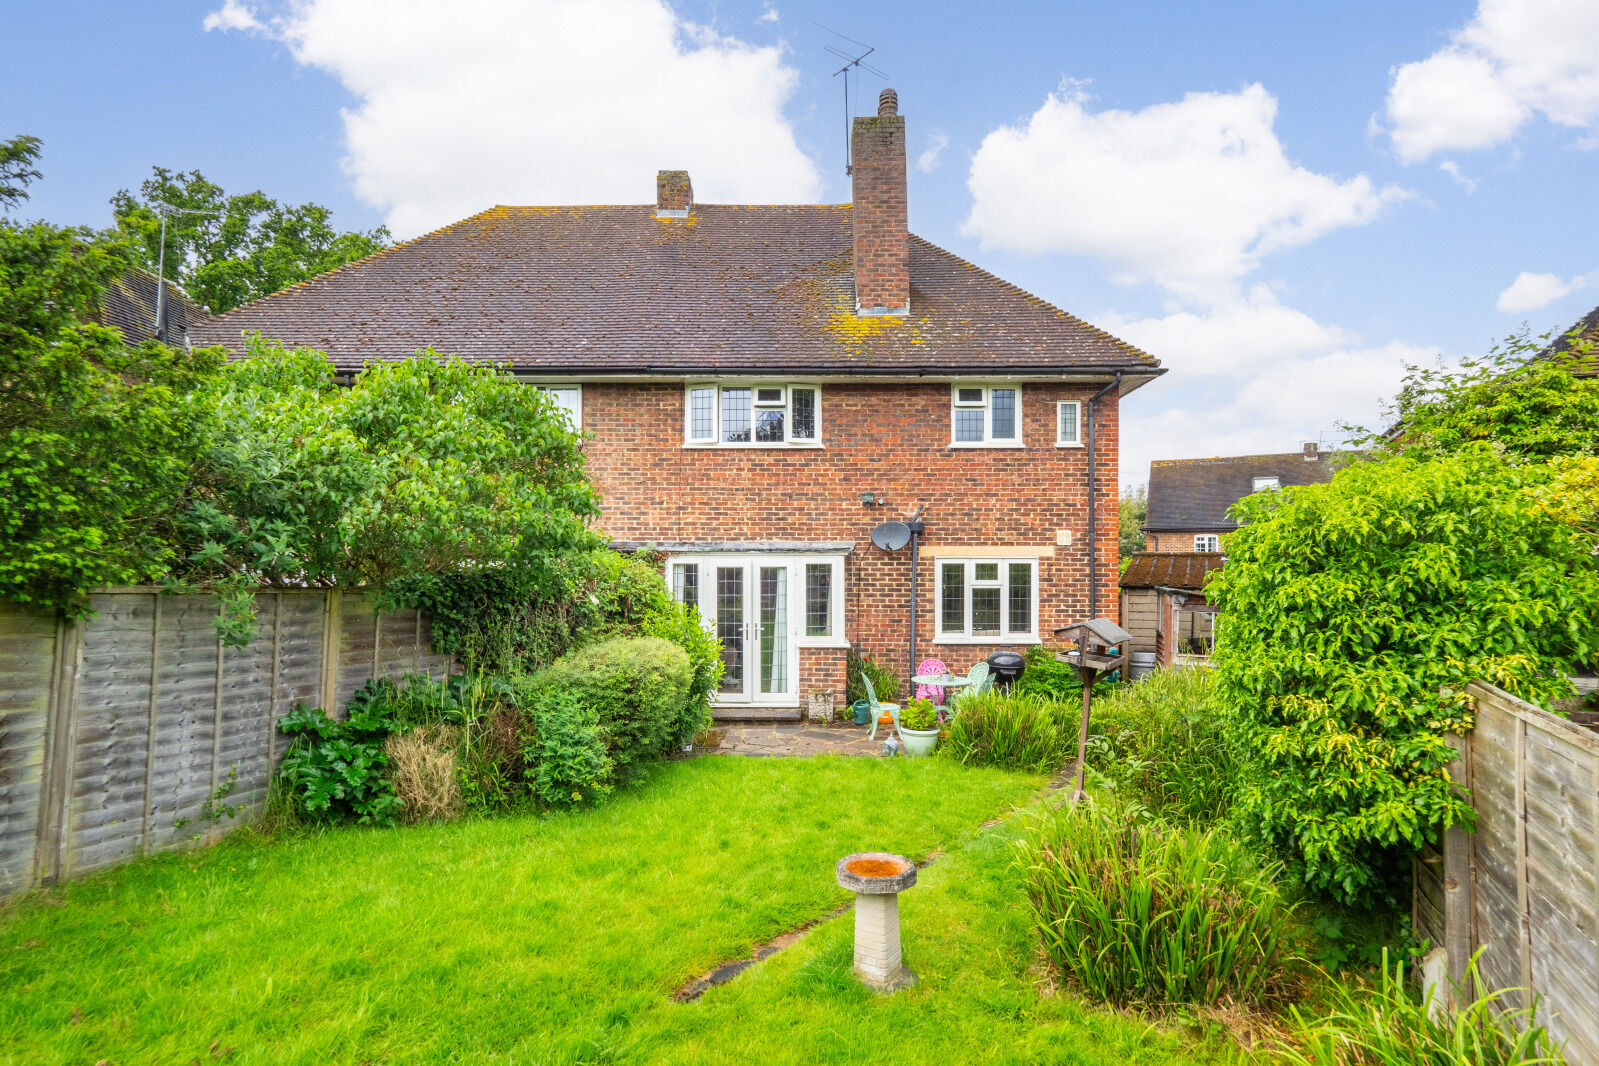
528 637 693 786
1210 446 1599 904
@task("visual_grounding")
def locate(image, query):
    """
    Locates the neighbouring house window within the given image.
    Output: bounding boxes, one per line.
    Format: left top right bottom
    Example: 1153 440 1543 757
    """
684 384 822 446
805 563 832 637
1252 475 1280 492
936 558 1037 641
1056 401 1081 446
672 563 699 610
1194 534 1220 552
535 385 582 428
951 385 1022 446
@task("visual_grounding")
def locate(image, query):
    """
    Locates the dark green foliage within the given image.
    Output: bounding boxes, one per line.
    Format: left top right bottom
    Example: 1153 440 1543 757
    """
940 691 1074 772
110 167 390 313
1280 952 1566 1065
1211 447 1599 904
1013 644 1118 700
1020 799 1295 1008
516 687 612 807
275 702 402 826
1087 668 1233 825
0 219 222 616
0 134 43 209
1119 484 1147 561
845 646 901 705
529 637 693 785
639 600 723 746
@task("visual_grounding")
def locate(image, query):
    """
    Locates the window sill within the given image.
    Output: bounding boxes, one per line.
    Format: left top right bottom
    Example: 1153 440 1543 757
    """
1054 441 1084 449
682 442 825 450
797 638 851 650
948 441 1026 450
931 634 1042 646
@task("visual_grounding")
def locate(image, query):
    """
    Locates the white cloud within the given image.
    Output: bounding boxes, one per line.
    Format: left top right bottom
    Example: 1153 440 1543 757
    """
202 0 263 32
1384 0 1599 163
206 0 821 237
759 4 779 23
962 82 1406 303
1438 160 1477 192
916 131 949 174
1495 270 1592 312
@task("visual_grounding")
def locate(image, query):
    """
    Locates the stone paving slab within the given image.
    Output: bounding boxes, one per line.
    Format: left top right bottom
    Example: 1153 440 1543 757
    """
707 722 885 757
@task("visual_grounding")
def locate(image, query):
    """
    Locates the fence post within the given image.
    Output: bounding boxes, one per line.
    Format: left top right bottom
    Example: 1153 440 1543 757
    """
1441 730 1473 1003
320 590 341 714
1514 717 1533 1009
34 615 81 886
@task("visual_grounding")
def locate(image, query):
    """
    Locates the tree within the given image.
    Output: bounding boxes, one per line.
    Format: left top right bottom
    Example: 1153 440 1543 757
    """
110 168 390 313
178 336 605 642
1118 485 1147 560
0 135 43 209
0 220 222 616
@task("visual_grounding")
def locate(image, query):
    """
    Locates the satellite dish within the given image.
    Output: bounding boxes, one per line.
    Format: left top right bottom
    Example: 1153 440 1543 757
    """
870 521 911 551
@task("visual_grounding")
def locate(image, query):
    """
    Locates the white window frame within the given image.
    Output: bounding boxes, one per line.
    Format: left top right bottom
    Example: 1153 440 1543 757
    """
534 384 582 429
1252 475 1280 492
932 556 1040 644
683 382 823 448
949 384 1024 448
1055 400 1082 448
1194 534 1221 552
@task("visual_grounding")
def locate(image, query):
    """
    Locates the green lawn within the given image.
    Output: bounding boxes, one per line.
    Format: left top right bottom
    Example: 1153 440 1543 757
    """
0 756 1242 1065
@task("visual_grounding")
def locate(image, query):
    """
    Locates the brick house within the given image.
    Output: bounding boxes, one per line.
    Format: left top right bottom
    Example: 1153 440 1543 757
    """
1144 444 1335 552
192 90 1165 719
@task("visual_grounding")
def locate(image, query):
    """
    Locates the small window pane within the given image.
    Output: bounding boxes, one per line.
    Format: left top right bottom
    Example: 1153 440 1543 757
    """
805 563 831 636
990 389 1016 439
974 562 999 582
954 408 984 443
721 387 751 443
941 563 964 632
690 388 714 440
791 388 817 440
1008 563 1031 633
956 387 984 404
755 387 784 404
1253 476 1280 491
1195 534 1220 552
1058 402 1079 444
755 408 785 443
672 563 699 609
972 587 1002 634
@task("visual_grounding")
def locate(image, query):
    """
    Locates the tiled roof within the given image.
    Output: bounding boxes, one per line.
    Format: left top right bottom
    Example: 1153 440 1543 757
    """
1541 304 1599 376
189 204 1162 377
1146 451 1336 531
1121 552 1223 591
93 268 207 350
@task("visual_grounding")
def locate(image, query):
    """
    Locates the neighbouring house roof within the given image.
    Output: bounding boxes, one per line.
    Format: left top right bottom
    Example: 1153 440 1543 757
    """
92 268 207 350
188 204 1163 380
1120 552 1223 591
1540 304 1599 376
1145 451 1337 531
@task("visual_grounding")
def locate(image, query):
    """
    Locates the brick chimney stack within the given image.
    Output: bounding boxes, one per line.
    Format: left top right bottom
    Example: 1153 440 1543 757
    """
851 88 909 315
656 170 692 218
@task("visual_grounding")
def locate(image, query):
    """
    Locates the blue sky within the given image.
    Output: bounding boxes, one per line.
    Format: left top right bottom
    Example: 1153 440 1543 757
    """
8 0 1598 486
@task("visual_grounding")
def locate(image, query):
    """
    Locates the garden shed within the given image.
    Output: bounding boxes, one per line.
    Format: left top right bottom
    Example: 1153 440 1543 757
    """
1118 552 1222 666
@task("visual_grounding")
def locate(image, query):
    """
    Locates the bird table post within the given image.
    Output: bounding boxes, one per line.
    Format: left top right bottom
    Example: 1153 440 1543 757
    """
1052 617 1132 804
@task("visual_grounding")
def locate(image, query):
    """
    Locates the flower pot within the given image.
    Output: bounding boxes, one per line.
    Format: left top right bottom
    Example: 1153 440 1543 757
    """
898 726 939 757
852 700 872 726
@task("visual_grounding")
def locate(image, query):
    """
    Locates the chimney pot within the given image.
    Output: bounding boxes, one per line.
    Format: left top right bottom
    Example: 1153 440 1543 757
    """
656 170 692 218
1303 441 1319 460
877 88 898 116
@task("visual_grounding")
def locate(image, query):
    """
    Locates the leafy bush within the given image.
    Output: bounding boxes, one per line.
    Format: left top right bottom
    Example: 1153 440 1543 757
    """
529 637 692 785
1019 799 1296 1008
275 702 402 826
1280 952 1566 1065
900 697 939 731
845 646 901 705
516 687 612 807
1013 644 1119 700
940 691 1074 772
640 600 723 746
1210 446 1599 904
1087 667 1233 824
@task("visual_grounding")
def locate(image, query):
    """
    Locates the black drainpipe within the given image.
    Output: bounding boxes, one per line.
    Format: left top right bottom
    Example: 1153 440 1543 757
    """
1085 371 1123 618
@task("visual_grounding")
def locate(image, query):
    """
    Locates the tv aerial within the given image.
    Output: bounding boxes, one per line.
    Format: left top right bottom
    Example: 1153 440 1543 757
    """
816 23 887 174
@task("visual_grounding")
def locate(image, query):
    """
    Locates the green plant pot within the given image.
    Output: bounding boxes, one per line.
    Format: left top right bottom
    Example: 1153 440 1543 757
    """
852 700 872 725
899 727 939 757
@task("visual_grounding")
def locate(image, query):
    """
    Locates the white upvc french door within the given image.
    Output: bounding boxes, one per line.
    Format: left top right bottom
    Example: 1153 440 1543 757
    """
676 556 796 706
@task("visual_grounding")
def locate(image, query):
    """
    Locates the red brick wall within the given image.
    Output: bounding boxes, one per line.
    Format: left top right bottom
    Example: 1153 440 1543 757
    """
582 380 1122 702
1146 530 1229 552
850 112 909 313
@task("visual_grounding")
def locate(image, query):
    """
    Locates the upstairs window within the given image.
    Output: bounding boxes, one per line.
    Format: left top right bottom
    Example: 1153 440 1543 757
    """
951 385 1021 446
1056 401 1081 447
534 385 582 428
685 384 820 446
1194 534 1220 552
1252 475 1280 492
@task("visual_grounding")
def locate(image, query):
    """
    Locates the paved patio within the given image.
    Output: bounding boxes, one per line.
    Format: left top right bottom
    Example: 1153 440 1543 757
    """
705 722 885 757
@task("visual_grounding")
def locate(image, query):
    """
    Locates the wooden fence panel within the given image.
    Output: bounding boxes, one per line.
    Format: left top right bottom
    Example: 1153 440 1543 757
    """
0 589 451 898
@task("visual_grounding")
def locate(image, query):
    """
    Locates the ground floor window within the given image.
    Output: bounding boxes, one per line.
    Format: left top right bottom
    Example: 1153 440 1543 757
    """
935 557 1038 643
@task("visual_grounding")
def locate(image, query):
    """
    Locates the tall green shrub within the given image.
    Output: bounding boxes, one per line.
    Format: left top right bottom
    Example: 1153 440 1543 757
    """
529 636 692 784
640 601 723 746
1210 447 1599 904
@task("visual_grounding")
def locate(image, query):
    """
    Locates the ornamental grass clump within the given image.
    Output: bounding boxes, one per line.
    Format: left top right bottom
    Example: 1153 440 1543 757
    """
1019 800 1295 1008
1279 953 1566 1065
940 691 1073 772
1088 667 1234 825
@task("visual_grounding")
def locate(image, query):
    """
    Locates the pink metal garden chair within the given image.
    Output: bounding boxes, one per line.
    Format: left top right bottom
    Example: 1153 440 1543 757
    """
915 657 949 704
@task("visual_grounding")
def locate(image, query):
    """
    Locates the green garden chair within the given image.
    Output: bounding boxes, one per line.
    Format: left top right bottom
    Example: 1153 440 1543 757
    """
863 673 901 741
949 661 991 715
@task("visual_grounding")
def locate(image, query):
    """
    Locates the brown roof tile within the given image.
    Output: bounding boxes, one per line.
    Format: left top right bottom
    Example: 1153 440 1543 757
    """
1120 552 1223 591
189 204 1161 377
